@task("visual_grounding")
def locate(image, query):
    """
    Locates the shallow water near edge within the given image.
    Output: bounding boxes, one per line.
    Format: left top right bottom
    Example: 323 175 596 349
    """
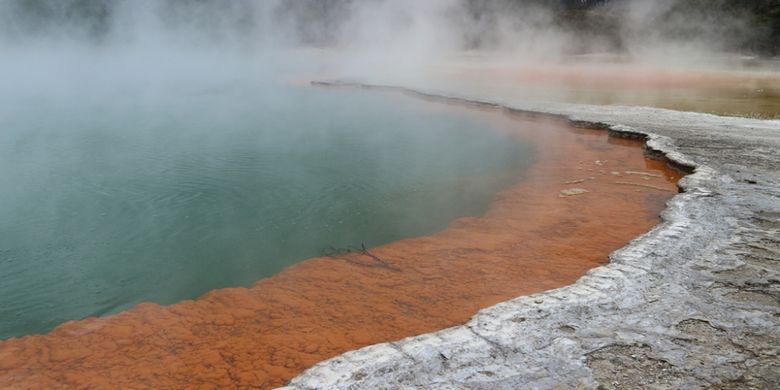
0 81 533 339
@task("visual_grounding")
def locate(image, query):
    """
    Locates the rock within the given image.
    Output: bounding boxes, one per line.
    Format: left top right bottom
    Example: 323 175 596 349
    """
559 188 589 197
625 170 663 178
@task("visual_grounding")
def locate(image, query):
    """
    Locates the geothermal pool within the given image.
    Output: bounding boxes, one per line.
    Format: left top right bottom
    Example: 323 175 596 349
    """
0 82 533 339
0 87 684 388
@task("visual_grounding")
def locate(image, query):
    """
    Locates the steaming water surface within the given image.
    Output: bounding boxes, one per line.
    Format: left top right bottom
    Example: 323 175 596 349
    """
0 80 533 339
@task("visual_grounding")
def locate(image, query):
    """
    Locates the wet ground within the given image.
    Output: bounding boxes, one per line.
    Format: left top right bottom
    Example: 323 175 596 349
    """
441 60 780 119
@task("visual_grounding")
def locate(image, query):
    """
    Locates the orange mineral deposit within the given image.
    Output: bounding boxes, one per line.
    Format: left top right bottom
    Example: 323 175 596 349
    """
0 94 684 389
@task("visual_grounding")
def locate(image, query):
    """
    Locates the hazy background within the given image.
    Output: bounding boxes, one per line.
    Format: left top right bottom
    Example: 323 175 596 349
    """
1 0 778 64
1 0 778 107
2 0 779 52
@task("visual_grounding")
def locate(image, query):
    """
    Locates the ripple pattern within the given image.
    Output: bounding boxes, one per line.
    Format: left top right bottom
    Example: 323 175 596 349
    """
0 84 532 339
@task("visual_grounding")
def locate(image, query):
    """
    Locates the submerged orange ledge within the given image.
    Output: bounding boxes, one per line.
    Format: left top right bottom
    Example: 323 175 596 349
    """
0 95 684 389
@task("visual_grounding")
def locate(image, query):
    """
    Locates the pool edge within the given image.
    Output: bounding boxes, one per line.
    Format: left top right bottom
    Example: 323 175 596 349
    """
283 81 780 389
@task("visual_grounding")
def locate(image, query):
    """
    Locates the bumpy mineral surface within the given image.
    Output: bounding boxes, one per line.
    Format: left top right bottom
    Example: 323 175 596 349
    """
284 83 780 389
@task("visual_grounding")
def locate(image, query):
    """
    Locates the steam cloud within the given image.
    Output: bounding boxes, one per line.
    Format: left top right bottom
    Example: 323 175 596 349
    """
0 0 773 57
0 0 776 98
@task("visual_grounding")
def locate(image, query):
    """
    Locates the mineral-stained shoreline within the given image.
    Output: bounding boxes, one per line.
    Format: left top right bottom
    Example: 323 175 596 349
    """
0 85 683 389
284 82 780 389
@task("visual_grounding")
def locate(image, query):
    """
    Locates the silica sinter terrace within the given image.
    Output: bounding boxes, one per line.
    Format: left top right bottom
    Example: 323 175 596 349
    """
0 82 533 339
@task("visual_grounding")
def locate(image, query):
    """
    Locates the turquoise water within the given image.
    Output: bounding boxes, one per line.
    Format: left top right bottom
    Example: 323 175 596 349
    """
0 80 533 339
